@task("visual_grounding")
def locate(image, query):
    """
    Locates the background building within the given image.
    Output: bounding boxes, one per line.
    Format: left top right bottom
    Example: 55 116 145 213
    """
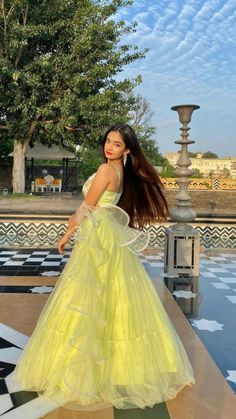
165 152 236 178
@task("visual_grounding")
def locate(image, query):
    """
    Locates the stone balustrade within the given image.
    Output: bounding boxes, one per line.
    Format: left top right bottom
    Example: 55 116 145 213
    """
161 177 236 190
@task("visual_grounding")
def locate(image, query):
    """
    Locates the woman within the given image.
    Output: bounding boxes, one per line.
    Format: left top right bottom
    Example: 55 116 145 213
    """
13 124 195 411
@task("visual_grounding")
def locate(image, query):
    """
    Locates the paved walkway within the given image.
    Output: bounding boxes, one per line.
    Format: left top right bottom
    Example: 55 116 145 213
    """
0 196 83 215
1 195 236 217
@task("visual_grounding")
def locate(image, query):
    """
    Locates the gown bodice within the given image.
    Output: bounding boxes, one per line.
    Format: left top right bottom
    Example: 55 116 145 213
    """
82 169 122 206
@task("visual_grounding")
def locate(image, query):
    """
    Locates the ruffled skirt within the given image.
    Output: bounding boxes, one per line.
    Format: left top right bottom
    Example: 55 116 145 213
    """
13 205 195 411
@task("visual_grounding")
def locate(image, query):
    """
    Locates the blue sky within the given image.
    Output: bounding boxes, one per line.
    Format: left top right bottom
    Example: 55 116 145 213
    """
116 0 236 157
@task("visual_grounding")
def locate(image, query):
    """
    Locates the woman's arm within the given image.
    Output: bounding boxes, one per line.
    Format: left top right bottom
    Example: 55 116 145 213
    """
58 225 77 255
57 164 114 254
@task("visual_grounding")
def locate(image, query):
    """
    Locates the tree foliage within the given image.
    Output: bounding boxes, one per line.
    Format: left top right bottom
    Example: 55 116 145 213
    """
0 0 170 193
77 147 103 188
190 168 204 178
0 0 148 148
202 151 218 159
0 138 13 164
127 94 163 165
189 151 218 159
160 159 175 178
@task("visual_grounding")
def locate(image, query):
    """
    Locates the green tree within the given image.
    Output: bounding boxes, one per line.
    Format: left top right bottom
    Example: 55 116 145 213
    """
0 137 13 164
160 159 175 178
77 147 103 188
202 151 218 158
138 137 164 166
128 94 163 165
0 0 147 192
190 168 204 178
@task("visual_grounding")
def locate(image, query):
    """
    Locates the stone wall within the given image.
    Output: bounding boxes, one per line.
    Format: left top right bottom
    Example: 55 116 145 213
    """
1 164 236 214
164 190 236 214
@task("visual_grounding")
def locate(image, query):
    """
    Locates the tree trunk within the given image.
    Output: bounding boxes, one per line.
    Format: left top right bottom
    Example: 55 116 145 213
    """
12 139 29 193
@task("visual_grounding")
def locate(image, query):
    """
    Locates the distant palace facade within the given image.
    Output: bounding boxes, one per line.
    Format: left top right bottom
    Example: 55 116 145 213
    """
165 152 236 178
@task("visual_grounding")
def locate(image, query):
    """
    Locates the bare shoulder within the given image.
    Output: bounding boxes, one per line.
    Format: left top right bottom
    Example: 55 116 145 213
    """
97 163 114 177
97 163 112 172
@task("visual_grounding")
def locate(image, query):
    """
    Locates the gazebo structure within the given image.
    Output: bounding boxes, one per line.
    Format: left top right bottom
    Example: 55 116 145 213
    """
9 143 77 192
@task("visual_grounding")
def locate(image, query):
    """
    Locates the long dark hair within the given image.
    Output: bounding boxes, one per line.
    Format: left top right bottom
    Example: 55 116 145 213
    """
101 124 169 228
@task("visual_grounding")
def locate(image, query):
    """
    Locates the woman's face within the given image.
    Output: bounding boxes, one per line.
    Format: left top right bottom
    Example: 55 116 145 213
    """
104 130 129 161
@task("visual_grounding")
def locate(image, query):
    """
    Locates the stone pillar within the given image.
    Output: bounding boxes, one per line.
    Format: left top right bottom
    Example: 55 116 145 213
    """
164 105 200 277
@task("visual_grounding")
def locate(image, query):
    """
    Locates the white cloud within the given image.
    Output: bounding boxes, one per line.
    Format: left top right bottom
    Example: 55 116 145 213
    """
193 0 219 21
210 0 236 22
133 11 150 22
117 0 236 156
178 4 196 20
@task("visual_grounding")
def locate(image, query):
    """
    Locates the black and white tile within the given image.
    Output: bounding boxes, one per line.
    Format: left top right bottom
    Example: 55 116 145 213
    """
0 249 71 276
0 323 60 418
0 286 54 294
1 249 236 395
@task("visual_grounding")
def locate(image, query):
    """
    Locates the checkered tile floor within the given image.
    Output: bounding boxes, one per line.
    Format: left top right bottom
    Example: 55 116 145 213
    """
0 323 59 417
0 249 70 276
0 248 236 418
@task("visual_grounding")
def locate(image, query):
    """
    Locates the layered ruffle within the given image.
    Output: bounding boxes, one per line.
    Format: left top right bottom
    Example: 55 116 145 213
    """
75 203 150 254
13 206 195 411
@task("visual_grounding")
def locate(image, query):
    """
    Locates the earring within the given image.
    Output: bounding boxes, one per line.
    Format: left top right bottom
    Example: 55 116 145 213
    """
123 153 127 167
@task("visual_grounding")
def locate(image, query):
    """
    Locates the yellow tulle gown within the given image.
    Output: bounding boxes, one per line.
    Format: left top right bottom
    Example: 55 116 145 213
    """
13 170 195 411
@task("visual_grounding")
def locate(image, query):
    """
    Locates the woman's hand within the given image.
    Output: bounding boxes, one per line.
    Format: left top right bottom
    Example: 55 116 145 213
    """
57 234 70 255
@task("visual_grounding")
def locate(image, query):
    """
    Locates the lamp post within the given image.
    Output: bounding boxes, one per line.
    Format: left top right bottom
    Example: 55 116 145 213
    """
164 104 200 277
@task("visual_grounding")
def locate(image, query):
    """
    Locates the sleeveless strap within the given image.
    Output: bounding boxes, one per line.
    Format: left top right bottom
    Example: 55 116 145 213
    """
110 164 122 193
